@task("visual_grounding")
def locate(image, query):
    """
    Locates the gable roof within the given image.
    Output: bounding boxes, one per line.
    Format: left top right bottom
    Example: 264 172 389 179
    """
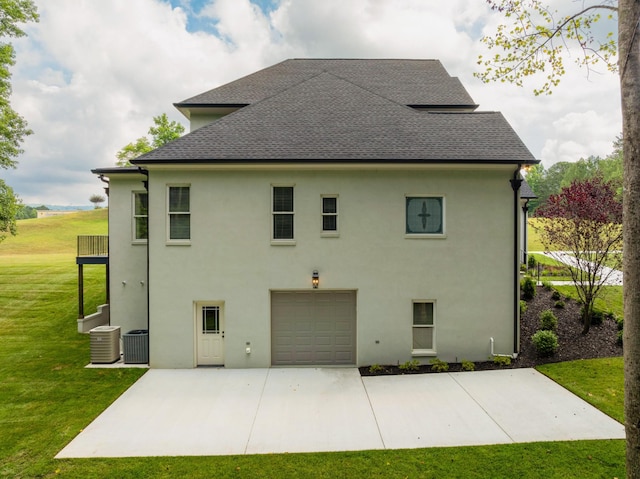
133 59 538 166
175 58 477 110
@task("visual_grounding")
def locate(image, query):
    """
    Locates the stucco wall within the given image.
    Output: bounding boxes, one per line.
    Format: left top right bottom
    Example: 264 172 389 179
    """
141 166 518 368
107 174 148 336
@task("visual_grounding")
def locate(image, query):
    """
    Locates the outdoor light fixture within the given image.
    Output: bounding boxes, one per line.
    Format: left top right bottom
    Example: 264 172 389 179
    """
312 270 319 289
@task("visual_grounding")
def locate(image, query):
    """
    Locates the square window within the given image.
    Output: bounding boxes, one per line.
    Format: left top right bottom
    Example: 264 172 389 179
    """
413 301 435 352
406 197 444 235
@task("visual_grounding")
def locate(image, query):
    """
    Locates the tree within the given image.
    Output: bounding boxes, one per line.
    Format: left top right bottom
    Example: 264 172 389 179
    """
524 161 573 212
116 113 184 166
525 140 624 211
560 156 601 188
0 0 38 242
536 177 623 333
15 203 36 219
89 194 105 209
477 2 640 475
601 136 624 199
0 178 18 240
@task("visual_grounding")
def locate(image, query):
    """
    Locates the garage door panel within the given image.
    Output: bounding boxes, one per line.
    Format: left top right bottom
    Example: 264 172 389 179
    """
271 290 356 366
335 335 353 346
315 335 332 346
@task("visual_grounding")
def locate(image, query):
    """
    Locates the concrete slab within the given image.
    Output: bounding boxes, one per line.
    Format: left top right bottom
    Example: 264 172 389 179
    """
450 368 625 442
362 373 512 448
56 367 624 459
57 369 269 457
246 368 383 454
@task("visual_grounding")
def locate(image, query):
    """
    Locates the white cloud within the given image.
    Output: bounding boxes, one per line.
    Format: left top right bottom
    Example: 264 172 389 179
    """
2 0 623 205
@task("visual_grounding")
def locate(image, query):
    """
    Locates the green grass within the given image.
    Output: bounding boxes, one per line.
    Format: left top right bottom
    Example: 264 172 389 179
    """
538 358 624 423
527 218 547 251
553 285 624 317
0 209 107 256
526 253 590 283
0 206 627 478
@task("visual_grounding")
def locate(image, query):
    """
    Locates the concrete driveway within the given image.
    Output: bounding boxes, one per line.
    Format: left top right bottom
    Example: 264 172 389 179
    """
56 368 624 458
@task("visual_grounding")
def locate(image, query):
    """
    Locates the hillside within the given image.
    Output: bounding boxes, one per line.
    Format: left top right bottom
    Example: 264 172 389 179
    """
0 208 108 256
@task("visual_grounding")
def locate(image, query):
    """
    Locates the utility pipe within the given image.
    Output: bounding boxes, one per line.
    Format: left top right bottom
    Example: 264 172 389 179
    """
490 337 518 359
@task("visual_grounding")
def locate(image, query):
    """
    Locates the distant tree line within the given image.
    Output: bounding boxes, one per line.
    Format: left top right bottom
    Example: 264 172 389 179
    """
525 137 623 213
15 204 48 220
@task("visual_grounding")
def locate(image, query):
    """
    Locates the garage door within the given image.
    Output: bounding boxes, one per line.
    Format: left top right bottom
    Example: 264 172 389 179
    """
271 290 356 366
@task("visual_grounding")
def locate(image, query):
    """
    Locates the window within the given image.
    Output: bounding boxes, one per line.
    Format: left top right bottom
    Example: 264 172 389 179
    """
406 196 444 236
133 192 148 241
202 305 220 334
321 195 338 235
412 301 435 353
168 186 190 241
272 186 294 241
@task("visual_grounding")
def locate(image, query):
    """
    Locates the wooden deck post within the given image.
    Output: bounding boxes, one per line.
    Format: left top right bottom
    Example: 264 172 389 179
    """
78 264 84 319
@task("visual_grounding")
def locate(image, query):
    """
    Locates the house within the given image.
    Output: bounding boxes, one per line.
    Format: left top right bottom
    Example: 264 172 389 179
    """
92 59 538 368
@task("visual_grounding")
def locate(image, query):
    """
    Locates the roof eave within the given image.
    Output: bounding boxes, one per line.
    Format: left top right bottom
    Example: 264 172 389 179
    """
131 157 540 166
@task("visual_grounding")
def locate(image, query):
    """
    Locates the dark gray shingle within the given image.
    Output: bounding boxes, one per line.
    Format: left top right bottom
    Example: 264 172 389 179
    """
135 59 537 165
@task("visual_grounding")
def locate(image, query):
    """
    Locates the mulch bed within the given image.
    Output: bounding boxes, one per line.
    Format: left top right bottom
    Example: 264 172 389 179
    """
359 285 622 376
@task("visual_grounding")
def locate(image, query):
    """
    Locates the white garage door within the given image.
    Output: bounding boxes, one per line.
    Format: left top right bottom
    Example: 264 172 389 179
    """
271 290 357 366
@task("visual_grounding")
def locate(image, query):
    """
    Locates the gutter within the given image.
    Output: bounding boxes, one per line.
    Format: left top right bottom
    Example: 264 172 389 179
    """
510 166 523 356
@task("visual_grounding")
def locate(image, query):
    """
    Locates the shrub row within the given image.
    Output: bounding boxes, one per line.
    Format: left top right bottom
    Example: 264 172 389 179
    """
533 308 559 356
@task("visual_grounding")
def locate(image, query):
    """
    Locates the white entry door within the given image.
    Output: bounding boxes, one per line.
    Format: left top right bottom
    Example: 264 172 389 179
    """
196 303 224 366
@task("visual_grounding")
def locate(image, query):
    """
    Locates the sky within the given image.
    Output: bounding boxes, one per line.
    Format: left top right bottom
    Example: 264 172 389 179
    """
4 0 621 206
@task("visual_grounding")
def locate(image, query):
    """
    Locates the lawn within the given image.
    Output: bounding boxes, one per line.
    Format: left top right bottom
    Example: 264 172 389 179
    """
0 208 107 257
553 284 624 317
527 253 577 282
0 211 627 478
538 357 624 423
527 218 548 251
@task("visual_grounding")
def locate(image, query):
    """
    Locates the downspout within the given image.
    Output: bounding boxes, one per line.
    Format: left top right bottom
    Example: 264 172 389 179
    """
98 174 111 308
509 166 523 356
522 198 531 267
138 167 150 364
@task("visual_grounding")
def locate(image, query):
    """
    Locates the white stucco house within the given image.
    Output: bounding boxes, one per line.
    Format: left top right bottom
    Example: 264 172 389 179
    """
92 59 538 368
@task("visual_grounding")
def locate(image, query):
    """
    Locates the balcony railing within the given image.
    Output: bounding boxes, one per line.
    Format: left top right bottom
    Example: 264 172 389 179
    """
77 235 108 257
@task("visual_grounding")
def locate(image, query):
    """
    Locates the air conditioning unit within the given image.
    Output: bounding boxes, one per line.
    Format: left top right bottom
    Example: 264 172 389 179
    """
90 325 121 364
123 329 149 364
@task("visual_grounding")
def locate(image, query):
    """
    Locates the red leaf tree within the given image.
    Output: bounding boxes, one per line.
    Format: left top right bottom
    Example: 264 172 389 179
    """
536 177 623 334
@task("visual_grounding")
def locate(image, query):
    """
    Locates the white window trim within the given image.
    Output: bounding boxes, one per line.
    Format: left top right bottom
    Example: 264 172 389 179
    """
404 194 446 239
321 194 339 237
271 184 296 245
412 300 437 356
132 191 148 244
167 184 191 245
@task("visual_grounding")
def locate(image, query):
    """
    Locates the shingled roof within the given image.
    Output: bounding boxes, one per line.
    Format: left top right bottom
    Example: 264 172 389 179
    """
133 59 538 166
175 59 477 109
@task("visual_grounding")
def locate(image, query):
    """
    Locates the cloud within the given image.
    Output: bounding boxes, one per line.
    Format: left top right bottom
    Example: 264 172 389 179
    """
3 0 623 205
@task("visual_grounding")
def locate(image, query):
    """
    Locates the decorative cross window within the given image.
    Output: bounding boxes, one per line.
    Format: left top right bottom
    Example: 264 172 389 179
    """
406 196 444 235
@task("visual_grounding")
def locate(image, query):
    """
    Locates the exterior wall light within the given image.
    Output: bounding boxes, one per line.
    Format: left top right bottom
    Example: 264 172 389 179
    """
312 270 319 289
